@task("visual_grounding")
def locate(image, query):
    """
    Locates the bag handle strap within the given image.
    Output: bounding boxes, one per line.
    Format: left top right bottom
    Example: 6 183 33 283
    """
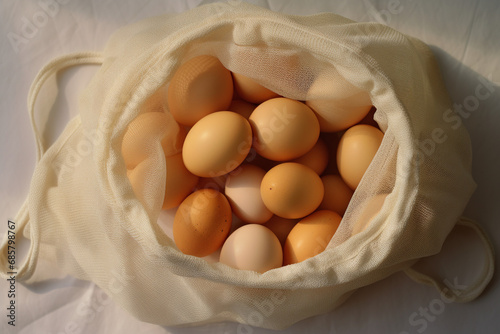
29 52 104 161
0 201 32 280
0 52 104 281
404 216 495 303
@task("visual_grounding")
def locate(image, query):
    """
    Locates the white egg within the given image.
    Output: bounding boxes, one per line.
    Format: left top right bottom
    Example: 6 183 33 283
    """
225 164 273 224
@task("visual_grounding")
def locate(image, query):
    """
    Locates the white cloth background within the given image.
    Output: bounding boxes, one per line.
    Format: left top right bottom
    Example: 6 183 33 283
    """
0 0 498 333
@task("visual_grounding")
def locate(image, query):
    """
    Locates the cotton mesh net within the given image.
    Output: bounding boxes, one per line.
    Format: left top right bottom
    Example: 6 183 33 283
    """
5 2 477 329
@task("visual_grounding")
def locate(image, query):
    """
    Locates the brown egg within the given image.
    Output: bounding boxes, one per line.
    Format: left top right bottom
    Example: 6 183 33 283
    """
182 111 252 177
219 224 283 273
260 162 324 219
121 112 186 169
306 95 372 132
337 124 384 190
173 189 232 257
249 98 320 161
283 210 341 265
291 138 329 175
126 159 155 209
264 215 299 247
167 55 233 126
232 72 280 104
163 153 199 210
305 73 372 132
228 99 256 119
127 154 198 211
139 84 169 113
319 174 354 216
351 194 388 235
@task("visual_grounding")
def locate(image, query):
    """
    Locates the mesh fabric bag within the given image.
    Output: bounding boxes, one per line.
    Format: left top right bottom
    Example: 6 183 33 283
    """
0 2 494 329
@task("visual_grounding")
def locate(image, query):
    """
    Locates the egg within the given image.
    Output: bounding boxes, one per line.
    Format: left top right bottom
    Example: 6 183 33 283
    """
228 99 256 119
306 95 372 132
167 55 233 126
219 224 282 273
225 164 273 224
126 158 157 209
139 84 169 113
163 153 199 209
264 215 298 247
182 111 252 177
351 194 388 235
232 72 280 104
337 124 384 190
260 162 324 219
283 210 341 265
173 189 232 257
291 138 329 175
319 174 354 216
249 98 320 161
121 111 186 169
305 72 372 132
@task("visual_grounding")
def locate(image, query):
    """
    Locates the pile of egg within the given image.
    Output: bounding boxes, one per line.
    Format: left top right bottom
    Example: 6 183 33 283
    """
122 55 384 273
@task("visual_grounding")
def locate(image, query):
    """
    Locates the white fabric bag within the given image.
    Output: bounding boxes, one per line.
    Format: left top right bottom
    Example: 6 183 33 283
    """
0 2 494 329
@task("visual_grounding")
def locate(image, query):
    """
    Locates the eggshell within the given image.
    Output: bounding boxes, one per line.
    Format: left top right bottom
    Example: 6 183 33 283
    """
122 112 186 169
249 98 320 161
306 95 372 132
126 159 157 209
264 215 298 247
305 72 372 132
228 99 256 119
337 124 384 190
182 111 252 177
232 72 280 104
167 55 233 126
163 153 199 209
283 210 341 265
319 174 354 216
138 84 169 113
291 138 329 175
351 194 388 235
219 224 283 273
225 164 273 224
260 162 324 219
173 189 232 257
